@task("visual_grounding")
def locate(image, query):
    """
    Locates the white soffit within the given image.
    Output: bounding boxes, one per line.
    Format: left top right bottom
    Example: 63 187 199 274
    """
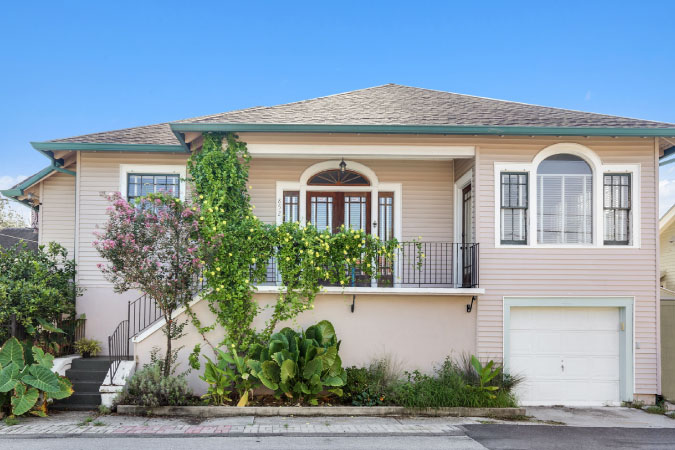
246 144 475 160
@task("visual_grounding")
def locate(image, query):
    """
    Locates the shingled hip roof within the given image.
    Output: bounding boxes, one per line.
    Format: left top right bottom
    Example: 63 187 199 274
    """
176 84 675 129
35 84 675 146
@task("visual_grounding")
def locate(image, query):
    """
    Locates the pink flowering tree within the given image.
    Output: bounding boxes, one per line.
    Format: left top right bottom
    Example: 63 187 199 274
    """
94 192 202 376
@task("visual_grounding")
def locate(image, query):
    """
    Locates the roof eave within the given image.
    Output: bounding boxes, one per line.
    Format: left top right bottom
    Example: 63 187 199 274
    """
170 123 675 137
0 165 58 208
31 141 186 152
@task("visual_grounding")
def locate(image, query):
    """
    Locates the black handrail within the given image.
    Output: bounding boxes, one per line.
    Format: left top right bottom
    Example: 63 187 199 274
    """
107 274 205 380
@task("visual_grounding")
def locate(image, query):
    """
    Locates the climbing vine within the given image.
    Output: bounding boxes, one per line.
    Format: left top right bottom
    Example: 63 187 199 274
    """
187 133 398 352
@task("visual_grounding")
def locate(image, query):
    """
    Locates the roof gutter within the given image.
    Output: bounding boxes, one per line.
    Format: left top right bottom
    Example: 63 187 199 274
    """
170 123 675 137
31 142 185 153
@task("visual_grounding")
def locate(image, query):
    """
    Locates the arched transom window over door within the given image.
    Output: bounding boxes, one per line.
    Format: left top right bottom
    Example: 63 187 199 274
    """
306 169 371 234
537 154 593 244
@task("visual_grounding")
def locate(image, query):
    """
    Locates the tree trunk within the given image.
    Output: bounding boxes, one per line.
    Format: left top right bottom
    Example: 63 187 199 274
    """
164 317 172 378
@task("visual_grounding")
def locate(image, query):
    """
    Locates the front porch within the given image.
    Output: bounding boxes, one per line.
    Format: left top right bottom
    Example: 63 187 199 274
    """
234 138 480 294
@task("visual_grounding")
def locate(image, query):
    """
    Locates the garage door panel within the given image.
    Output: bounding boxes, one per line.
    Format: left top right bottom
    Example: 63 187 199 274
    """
509 306 621 406
511 355 561 378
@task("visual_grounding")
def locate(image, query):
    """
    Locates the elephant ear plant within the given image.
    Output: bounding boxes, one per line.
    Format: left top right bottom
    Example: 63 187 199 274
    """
0 338 73 416
247 320 347 405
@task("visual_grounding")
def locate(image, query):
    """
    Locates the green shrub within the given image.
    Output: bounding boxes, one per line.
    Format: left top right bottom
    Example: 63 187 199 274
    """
246 320 347 405
0 337 73 416
192 345 257 406
390 356 519 408
0 242 80 346
116 363 195 407
74 339 102 358
344 357 400 406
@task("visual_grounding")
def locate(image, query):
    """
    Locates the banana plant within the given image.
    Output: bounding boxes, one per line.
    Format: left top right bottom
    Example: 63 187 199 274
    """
198 352 236 405
467 355 500 399
0 337 73 416
247 320 347 405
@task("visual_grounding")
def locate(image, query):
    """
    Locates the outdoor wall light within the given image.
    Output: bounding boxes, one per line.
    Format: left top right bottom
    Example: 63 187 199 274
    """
339 158 347 173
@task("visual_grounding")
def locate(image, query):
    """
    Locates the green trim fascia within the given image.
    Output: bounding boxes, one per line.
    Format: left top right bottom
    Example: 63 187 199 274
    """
0 188 22 197
0 165 57 209
171 129 190 153
31 142 185 153
170 122 675 137
52 165 76 176
0 162 75 201
11 166 56 192
502 296 634 403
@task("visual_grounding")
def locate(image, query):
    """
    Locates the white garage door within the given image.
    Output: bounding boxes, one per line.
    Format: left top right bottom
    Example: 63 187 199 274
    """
509 307 621 406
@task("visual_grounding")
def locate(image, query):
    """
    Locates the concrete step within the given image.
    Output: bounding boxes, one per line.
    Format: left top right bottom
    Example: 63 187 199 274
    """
50 403 98 412
71 358 112 371
71 381 102 394
65 369 108 382
54 392 101 406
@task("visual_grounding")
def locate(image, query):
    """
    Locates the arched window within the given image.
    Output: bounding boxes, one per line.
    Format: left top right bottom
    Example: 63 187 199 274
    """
307 169 370 186
537 154 593 244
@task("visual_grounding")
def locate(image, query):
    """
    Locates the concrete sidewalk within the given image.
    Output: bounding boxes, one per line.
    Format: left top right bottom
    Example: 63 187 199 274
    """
0 406 672 437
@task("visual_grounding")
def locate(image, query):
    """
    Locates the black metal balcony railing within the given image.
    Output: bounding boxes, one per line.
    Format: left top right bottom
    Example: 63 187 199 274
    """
258 242 479 289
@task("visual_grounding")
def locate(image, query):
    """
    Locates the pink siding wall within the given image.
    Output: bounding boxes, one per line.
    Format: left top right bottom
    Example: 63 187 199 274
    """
475 137 659 394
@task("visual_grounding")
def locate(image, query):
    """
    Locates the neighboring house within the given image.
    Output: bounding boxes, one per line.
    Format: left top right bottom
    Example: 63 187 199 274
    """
660 205 675 400
0 227 38 251
3 84 675 406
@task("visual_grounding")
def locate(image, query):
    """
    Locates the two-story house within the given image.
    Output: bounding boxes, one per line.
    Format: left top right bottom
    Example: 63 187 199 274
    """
4 84 674 406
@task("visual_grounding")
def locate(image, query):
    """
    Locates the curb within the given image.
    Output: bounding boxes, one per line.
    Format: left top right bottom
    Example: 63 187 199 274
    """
0 431 467 439
116 405 526 418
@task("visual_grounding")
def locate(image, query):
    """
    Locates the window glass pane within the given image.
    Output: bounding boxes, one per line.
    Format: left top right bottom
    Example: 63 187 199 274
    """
537 155 592 244
310 196 333 232
500 172 528 244
283 191 299 223
603 173 631 244
344 195 367 230
378 193 394 241
308 169 370 186
127 174 180 202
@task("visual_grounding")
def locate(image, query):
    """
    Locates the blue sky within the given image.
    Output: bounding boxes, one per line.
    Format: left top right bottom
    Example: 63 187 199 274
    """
1 1 674 221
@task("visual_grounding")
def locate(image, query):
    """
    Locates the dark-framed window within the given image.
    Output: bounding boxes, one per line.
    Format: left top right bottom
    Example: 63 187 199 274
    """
378 192 394 241
500 172 528 245
603 173 631 245
127 174 180 202
283 191 299 223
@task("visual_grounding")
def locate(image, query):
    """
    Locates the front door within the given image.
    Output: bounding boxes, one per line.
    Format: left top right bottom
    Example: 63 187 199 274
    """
307 192 371 234
307 191 371 286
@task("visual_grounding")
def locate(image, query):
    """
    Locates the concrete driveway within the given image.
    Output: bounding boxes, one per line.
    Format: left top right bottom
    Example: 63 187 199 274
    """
524 406 675 428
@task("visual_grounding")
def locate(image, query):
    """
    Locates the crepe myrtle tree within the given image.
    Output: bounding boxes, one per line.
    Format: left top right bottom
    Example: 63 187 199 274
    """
94 192 202 376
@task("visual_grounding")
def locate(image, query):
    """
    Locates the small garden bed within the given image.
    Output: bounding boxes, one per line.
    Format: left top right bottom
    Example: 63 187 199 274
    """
116 404 526 418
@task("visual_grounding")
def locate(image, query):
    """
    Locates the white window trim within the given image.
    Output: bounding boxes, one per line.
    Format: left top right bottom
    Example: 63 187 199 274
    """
119 164 187 201
493 143 641 249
